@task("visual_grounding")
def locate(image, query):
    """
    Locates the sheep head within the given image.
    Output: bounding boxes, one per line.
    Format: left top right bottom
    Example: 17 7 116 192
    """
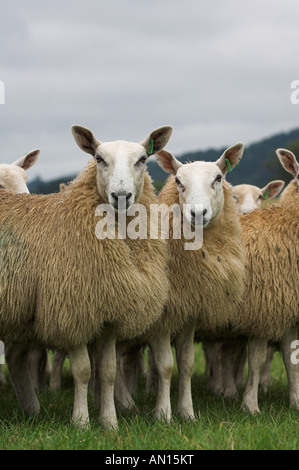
0 149 40 194
72 125 172 212
156 143 244 228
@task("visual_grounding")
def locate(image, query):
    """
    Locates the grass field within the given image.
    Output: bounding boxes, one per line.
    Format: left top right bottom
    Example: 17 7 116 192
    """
0 343 298 451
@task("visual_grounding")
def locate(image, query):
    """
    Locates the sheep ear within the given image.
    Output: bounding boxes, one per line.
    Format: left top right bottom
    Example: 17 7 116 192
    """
13 149 41 170
72 125 101 156
276 148 299 177
216 143 244 176
141 126 173 156
261 180 285 199
155 150 182 175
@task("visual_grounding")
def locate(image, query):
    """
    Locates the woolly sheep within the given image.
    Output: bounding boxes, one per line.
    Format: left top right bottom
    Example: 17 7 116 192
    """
147 144 247 420
0 125 172 428
0 149 40 386
233 180 285 215
233 148 299 414
204 178 285 398
277 148 299 204
0 149 40 194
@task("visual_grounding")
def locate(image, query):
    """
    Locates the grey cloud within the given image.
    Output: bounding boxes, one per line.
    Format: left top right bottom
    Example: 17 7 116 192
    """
1 0 299 180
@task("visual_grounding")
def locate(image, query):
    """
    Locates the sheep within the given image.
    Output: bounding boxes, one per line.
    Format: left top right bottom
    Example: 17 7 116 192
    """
0 125 172 427
146 143 247 420
234 148 299 414
0 149 40 386
204 178 285 398
0 149 40 194
233 180 285 214
277 148 299 204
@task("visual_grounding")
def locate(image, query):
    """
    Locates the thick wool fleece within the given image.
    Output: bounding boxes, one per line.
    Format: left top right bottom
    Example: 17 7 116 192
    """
0 160 168 350
234 194 299 341
155 175 246 337
280 180 299 205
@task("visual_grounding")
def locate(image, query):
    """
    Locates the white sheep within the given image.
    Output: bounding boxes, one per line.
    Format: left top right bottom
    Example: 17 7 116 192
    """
147 144 246 420
204 178 285 398
235 148 299 414
0 125 172 428
233 180 285 214
0 149 40 386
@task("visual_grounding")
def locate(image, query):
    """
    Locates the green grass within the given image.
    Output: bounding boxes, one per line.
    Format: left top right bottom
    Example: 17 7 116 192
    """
0 344 297 450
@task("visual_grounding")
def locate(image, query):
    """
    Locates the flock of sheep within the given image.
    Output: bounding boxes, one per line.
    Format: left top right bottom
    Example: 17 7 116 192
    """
0 124 298 429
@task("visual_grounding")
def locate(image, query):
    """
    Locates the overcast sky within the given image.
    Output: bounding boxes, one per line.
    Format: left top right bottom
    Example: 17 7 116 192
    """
1 0 299 180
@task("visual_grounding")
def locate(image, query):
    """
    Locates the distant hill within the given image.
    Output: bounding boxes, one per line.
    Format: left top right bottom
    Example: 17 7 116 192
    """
28 127 299 194
28 174 76 194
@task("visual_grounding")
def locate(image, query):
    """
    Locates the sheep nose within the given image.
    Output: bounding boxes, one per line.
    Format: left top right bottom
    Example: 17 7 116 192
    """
191 208 208 226
111 192 132 209
111 192 132 201
191 208 207 218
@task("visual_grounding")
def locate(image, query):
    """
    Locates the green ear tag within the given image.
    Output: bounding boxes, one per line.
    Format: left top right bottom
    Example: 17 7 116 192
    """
148 139 155 156
264 189 270 199
225 158 232 172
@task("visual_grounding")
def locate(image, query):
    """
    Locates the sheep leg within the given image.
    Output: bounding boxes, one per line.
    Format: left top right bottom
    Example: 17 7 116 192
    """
6 343 40 416
279 326 299 410
259 346 273 393
205 342 224 395
121 346 147 394
114 346 136 411
174 325 196 419
146 346 158 394
221 344 239 400
49 350 66 391
148 332 173 423
137 346 147 379
28 346 48 392
203 342 212 378
236 345 247 389
223 341 247 398
0 365 7 386
241 337 267 414
68 344 91 426
96 329 118 429
119 345 140 396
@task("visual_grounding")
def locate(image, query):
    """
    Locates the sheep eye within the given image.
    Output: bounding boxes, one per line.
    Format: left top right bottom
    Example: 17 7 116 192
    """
258 195 263 201
96 155 107 166
136 156 147 166
233 195 239 203
212 175 222 188
0 184 4 190
175 177 185 192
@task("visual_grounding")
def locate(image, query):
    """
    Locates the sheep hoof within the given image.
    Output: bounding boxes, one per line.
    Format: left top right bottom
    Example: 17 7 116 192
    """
289 399 299 411
101 417 118 430
24 401 40 417
176 409 196 421
176 406 196 421
156 409 172 424
259 382 270 394
72 416 90 428
241 401 261 415
223 389 238 400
